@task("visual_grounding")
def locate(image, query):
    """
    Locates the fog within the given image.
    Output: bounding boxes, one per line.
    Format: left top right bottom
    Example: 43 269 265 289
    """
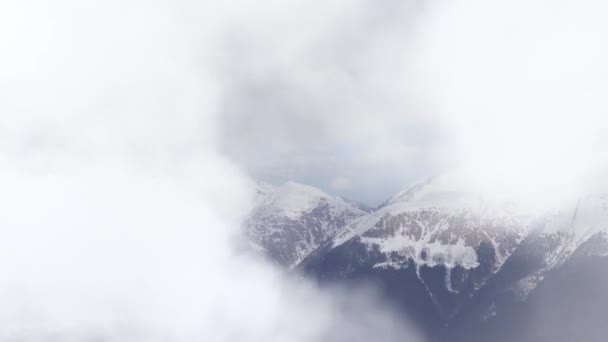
413 0 608 209
0 0 421 341
2 0 608 340
219 0 608 209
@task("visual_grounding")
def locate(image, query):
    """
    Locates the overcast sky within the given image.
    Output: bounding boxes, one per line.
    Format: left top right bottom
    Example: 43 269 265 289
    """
218 0 608 207
218 0 437 205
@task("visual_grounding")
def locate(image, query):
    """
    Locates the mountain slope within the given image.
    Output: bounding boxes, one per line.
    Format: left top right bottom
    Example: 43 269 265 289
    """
245 178 608 340
300 177 528 337
299 178 608 340
446 194 608 341
244 181 367 267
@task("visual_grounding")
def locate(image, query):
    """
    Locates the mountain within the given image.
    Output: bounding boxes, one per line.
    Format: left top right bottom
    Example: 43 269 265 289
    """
296 178 608 341
243 178 608 340
299 177 529 336
447 193 608 342
244 181 367 267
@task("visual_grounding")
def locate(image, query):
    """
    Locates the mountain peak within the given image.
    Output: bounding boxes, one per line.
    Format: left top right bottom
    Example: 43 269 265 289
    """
245 181 367 266
256 181 336 219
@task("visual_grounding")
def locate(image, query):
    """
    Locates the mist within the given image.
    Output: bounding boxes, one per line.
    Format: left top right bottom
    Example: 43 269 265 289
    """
3 0 608 341
218 0 608 209
0 0 422 341
412 0 608 209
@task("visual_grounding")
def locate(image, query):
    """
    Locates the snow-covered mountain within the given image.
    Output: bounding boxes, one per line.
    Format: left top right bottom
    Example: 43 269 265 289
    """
449 195 608 342
244 178 608 340
302 177 529 326
296 177 608 341
334 176 527 275
484 193 608 300
244 181 368 267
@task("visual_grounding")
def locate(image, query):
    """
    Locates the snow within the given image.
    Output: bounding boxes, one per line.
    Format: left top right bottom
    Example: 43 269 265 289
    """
245 181 367 266
333 176 529 273
335 177 525 245
249 177 608 289
361 235 480 270
501 193 608 299
538 193 608 268
254 181 364 220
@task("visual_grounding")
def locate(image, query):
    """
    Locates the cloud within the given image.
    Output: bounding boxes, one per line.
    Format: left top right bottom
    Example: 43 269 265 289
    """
219 0 608 209
217 0 437 201
409 0 608 207
0 1 422 341
330 177 353 190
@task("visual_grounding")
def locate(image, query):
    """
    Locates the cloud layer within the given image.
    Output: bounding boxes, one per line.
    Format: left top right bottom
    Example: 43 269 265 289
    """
219 0 608 207
0 1 422 341
413 0 608 207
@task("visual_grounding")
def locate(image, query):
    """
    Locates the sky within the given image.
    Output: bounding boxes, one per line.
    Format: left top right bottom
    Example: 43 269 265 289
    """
219 0 608 207
218 0 435 205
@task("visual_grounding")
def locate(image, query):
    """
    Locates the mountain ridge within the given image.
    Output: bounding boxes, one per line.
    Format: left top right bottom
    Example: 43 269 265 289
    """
244 178 608 340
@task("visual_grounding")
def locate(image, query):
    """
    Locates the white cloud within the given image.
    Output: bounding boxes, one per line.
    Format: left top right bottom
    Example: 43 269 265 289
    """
222 0 608 208
0 1 422 341
410 0 608 208
330 176 353 190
